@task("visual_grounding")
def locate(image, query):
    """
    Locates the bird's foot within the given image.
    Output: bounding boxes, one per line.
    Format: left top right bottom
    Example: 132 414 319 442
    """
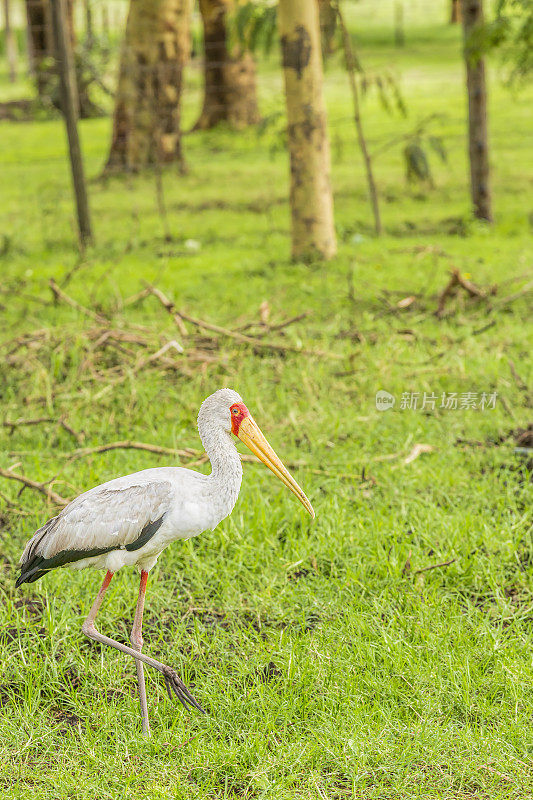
162 665 205 714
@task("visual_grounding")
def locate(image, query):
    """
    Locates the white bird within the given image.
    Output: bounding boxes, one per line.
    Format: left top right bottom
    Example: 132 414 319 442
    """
16 388 314 735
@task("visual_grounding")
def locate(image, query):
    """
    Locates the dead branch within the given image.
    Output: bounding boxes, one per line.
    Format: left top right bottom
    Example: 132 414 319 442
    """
252 311 312 337
65 441 200 462
508 360 529 394
436 268 498 317
472 320 496 335
0 490 32 515
148 286 189 336
493 279 533 309
122 287 153 307
0 466 68 506
49 278 108 324
2 416 54 434
87 327 150 347
402 550 412 577
404 443 434 464
436 270 461 317
0 328 50 354
2 415 84 443
414 558 456 575
59 417 85 443
149 286 340 359
269 311 311 331
456 273 490 299
134 339 184 372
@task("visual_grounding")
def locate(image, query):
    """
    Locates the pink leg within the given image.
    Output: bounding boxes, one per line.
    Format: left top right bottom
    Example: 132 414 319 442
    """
131 570 150 736
82 570 204 727
84 569 114 626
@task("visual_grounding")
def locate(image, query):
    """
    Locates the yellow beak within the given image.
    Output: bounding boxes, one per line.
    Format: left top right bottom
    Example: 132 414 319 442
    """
237 415 315 518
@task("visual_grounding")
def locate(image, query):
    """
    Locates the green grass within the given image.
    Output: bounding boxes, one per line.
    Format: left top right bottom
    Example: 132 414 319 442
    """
0 3 532 798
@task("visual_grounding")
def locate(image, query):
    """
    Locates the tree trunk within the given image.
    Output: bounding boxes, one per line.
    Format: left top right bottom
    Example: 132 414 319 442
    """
50 0 93 246
25 0 55 99
83 0 94 49
194 0 259 130
450 0 461 23
25 0 97 116
105 0 191 172
336 3 382 236
461 0 492 222
3 0 18 82
278 0 336 261
318 0 337 57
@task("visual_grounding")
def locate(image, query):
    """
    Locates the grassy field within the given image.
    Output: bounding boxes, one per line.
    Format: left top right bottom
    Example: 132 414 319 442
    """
0 3 532 798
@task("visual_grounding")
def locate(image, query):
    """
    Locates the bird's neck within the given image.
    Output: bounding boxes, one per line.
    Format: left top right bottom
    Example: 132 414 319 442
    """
198 420 243 519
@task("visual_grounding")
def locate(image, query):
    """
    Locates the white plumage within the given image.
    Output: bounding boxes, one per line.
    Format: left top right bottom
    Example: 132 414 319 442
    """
18 388 244 581
16 387 314 734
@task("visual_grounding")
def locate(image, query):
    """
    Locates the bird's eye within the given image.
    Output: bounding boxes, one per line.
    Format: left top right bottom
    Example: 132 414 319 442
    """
232 408 239 415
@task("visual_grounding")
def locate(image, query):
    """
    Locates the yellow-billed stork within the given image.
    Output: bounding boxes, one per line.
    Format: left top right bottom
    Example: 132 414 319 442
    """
16 388 314 734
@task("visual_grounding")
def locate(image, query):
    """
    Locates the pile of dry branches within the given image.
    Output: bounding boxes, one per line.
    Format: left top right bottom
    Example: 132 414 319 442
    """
0 282 340 510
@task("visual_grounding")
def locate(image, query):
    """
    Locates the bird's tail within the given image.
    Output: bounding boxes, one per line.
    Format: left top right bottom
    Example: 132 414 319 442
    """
16 516 60 587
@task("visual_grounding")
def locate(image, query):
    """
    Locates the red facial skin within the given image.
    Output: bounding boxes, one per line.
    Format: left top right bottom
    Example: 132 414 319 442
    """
230 402 250 436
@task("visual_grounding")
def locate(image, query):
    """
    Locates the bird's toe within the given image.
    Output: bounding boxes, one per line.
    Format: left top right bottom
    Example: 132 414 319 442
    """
162 666 206 714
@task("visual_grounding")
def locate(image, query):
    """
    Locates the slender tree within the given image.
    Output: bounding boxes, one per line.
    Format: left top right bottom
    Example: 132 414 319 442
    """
25 0 97 116
335 1 381 235
486 0 533 84
194 0 259 130
106 0 191 172
461 0 492 221
318 0 337 57
278 0 336 260
25 0 55 99
3 0 18 82
450 0 461 23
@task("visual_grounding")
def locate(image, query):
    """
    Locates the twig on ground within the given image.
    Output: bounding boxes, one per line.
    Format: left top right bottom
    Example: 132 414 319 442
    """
402 551 412 577
122 287 153 307
499 395 515 418
404 443 434 464
264 311 311 334
134 339 184 372
371 450 404 462
65 441 199 462
493 280 533 309
2 416 54 434
2 414 84 444
49 279 109 324
0 490 32 515
496 269 533 290
477 765 517 785
148 286 339 359
436 272 458 316
59 417 85 444
472 320 496 335
236 311 311 337
0 328 49 356
508 359 528 393
147 286 189 336
436 268 496 317
0 466 68 506
414 558 456 575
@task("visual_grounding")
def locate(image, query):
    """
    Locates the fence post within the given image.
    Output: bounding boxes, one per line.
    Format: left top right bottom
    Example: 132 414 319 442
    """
50 0 93 247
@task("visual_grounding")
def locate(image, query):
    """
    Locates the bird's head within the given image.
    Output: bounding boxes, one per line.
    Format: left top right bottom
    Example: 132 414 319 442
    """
198 388 314 518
